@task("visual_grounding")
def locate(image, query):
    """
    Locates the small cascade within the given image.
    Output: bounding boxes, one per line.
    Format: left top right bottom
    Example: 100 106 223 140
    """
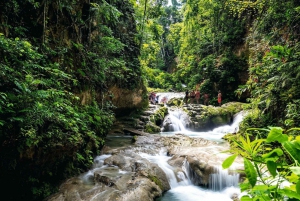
209 166 240 191
139 149 182 188
80 154 111 184
167 113 187 132
183 155 239 191
212 111 246 134
161 108 190 132
142 152 241 201
183 158 203 186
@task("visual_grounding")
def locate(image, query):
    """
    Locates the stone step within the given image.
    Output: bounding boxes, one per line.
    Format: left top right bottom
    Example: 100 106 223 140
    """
140 116 150 122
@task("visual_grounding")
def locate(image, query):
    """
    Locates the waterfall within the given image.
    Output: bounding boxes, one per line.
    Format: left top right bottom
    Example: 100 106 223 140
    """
183 158 239 191
139 149 184 188
141 150 241 201
212 111 246 134
209 166 240 191
161 108 190 132
167 111 187 132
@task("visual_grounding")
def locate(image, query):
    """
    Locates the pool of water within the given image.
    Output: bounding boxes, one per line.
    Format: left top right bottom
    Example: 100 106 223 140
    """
105 135 134 148
160 131 226 143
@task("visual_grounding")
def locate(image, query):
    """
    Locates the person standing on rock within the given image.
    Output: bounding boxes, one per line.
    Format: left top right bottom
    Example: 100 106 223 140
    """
195 90 200 104
184 90 189 104
189 90 196 104
149 92 156 104
217 90 222 106
204 93 209 106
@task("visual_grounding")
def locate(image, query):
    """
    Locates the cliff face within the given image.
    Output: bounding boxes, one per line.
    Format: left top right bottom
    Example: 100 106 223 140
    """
0 0 147 113
0 1 147 200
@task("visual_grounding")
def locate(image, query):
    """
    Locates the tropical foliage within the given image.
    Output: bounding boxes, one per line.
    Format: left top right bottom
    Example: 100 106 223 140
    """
223 127 300 201
0 0 142 200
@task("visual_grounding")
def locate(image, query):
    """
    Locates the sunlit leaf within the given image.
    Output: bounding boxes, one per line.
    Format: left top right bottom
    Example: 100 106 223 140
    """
280 188 300 199
244 158 257 187
241 195 253 201
262 148 283 158
266 127 288 143
290 167 300 176
222 154 238 169
283 141 300 163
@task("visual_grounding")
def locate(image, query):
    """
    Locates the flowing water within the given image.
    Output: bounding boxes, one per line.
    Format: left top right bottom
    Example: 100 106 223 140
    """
139 149 241 201
81 93 245 200
160 110 246 142
149 107 244 200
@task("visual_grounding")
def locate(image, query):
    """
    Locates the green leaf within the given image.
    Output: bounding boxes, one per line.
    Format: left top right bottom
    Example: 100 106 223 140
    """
262 148 283 158
297 181 300 194
244 158 257 187
283 141 300 163
290 167 300 176
241 195 253 201
266 127 288 143
267 161 277 177
280 188 300 199
253 184 273 191
222 154 238 169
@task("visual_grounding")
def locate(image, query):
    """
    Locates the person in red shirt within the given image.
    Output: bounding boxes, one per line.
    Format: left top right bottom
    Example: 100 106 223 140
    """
218 90 222 106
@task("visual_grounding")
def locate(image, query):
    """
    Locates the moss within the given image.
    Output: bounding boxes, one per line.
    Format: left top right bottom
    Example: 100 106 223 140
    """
148 175 163 190
150 106 168 125
167 98 183 107
132 135 138 142
145 122 161 133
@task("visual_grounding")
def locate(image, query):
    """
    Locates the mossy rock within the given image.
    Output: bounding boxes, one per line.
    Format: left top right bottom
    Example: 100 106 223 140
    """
145 122 161 133
149 106 168 126
211 114 231 125
167 98 183 107
148 175 163 190
190 102 248 130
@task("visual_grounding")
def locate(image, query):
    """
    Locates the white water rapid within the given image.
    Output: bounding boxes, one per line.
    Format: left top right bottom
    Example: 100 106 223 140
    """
161 110 246 142
153 109 246 200
140 149 240 201
161 109 188 132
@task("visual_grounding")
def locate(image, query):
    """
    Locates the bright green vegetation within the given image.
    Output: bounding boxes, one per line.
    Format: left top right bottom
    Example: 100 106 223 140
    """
0 0 143 200
223 127 300 201
0 34 114 199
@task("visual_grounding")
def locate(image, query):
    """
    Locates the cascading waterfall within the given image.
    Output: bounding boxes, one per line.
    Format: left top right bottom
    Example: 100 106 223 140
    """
209 166 240 191
167 110 187 132
161 110 247 142
81 154 112 184
139 149 188 188
141 150 241 201
212 111 247 134
161 108 190 132
156 92 185 104
183 158 239 191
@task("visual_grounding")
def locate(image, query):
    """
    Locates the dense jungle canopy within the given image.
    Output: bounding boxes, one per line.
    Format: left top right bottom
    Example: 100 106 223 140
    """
0 0 300 200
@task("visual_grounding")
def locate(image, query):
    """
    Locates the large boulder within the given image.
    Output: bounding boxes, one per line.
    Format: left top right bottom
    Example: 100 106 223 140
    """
45 145 170 201
184 102 247 131
109 85 148 117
